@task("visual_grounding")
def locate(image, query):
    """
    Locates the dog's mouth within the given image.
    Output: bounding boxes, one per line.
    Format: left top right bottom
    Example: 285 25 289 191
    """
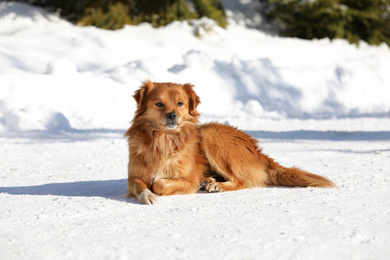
159 121 179 130
165 122 178 130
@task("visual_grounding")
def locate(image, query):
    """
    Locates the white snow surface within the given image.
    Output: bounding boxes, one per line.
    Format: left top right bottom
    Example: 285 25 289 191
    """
1 2 390 259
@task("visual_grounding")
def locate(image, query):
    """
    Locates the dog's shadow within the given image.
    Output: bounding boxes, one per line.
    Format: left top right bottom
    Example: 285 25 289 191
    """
0 179 141 204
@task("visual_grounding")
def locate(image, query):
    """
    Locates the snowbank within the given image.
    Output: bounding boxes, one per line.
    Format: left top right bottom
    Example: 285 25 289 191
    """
1 2 390 133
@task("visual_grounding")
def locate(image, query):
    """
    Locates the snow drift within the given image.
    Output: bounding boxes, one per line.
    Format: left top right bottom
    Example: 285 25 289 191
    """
1 2 390 133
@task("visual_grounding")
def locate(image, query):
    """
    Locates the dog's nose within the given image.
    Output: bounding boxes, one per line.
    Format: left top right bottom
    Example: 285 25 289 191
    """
166 112 177 121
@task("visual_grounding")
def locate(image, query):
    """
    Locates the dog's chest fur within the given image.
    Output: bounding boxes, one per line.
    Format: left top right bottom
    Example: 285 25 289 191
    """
130 128 198 180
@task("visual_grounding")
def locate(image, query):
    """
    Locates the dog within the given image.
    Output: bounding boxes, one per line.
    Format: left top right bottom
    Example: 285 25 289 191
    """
125 80 335 204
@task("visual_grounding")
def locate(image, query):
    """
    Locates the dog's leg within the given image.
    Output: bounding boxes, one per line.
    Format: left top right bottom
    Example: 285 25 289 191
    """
201 176 245 193
152 177 200 196
128 178 157 205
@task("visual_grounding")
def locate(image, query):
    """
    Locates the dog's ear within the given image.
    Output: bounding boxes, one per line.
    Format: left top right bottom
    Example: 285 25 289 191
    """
134 80 155 108
182 83 201 117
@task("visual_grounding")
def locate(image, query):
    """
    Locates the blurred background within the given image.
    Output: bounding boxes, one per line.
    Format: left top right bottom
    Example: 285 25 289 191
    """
1 0 390 132
12 0 390 45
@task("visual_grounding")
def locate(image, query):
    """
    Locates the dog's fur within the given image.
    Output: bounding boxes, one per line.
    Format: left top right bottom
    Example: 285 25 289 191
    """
125 80 335 204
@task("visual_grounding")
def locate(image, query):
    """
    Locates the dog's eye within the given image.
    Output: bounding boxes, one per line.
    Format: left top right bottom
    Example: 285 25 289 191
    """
155 102 164 107
177 102 184 107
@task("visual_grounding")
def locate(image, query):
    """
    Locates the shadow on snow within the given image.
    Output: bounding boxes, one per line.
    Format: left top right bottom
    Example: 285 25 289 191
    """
248 130 390 141
2 128 390 142
0 179 141 204
0 129 127 143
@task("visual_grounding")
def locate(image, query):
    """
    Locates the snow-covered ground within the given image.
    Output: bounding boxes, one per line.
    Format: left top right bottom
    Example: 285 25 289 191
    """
1 1 390 259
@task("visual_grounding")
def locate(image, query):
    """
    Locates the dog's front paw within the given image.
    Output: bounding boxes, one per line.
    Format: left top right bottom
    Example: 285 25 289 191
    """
152 179 170 195
201 178 223 193
137 189 157 205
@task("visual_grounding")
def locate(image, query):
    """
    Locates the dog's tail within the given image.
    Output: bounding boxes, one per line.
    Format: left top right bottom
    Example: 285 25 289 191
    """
264 155 335 188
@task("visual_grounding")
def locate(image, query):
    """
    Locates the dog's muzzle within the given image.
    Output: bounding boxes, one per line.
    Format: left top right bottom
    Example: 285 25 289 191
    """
166 112 178 129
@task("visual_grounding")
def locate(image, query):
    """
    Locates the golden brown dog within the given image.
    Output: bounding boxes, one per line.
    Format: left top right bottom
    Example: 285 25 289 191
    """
125 80 335 204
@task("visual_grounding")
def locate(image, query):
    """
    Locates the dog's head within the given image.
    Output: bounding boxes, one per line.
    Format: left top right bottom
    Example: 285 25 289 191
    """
133 80 201 130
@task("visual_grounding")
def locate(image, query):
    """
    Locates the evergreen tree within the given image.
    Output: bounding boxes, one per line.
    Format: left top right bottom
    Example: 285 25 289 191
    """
191 0 227 28
15 0 227 29
260 0 390 47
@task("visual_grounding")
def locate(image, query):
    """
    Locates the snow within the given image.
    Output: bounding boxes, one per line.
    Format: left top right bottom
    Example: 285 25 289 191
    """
1 1 390 259
2 131 390 259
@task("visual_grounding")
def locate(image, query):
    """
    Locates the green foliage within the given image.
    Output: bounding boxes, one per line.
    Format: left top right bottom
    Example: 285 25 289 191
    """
78 2 135 29
128 0 197 27
15 0 227 29
191 0 227 28
260 0 390 47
